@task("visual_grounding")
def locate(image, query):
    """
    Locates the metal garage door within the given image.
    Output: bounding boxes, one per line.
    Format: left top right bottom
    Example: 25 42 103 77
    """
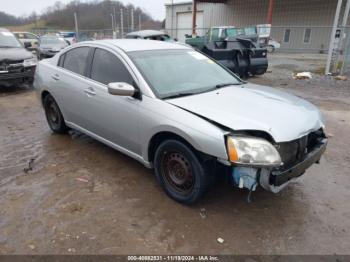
176 11 204 43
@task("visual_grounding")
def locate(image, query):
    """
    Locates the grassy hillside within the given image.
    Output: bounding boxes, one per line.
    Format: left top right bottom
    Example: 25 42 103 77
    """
0 0 161 32
4 20 47 31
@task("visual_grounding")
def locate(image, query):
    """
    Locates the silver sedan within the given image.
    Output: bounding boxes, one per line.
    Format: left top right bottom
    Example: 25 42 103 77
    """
34 40 327 204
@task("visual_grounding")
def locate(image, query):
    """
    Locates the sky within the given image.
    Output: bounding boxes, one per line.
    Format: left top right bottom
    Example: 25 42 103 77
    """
1 0 185 21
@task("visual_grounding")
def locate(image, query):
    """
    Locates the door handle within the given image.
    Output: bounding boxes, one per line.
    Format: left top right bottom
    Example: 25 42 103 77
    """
51 74 60 81
84 87 96 96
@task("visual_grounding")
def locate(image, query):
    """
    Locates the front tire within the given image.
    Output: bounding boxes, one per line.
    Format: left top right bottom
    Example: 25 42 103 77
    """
154 140 210 204
43 94 68 134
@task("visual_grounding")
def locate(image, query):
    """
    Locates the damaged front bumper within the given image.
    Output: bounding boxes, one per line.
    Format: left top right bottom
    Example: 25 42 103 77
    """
0 66 36 85
231 137 328 194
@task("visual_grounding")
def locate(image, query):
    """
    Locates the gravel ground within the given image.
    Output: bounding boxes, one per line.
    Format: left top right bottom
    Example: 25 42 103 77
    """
0 54 350 255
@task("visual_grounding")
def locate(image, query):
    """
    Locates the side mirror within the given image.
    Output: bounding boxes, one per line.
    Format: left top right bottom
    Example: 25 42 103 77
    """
107 82 135 96
24 42 32 49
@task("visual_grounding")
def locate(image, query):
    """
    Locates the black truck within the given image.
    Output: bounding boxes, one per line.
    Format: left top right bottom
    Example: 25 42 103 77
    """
0 28 37 87
185 26 268 77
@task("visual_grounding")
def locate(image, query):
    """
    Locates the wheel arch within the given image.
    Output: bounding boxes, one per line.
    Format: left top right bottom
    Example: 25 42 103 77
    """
41 90 51 104
147 131 213 165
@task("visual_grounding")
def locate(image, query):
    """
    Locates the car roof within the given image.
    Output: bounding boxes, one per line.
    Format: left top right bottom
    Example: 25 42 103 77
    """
81 39 190 52
127 30 167 37
41 34 60 38
0 28 10 32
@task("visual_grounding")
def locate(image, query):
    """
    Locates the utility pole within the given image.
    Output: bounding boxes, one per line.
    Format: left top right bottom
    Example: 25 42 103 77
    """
126 9 129 32
340 0 350 74
326 0 343 74
266 0 274 24
74 12 79 42
139 13 141 31
113 6 117 33
192 0 197 36
171 0 174 38
120 8 124 37
131 8 134 31
110 13 115 39
342 0 350 29
110 14 114 31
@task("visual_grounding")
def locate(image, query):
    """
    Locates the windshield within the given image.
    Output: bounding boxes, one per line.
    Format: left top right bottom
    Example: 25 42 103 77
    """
129 49 241 98
0 31 22 48
40 37 66 45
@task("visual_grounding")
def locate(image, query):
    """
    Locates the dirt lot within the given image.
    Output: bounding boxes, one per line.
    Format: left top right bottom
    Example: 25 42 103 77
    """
1 54 350 255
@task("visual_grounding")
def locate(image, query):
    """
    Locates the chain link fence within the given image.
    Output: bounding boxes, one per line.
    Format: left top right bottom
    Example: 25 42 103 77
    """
26 24 350 76
164 25 334 54
28 27 140 40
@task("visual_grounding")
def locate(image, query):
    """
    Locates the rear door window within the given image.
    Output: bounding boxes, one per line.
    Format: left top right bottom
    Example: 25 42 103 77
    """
90 48 133 85
63 47 90 76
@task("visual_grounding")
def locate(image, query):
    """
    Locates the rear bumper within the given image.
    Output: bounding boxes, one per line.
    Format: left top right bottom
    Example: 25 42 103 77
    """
270 138 327 187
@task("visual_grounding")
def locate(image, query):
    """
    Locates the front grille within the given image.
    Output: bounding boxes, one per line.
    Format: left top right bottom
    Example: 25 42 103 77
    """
277 128 325 170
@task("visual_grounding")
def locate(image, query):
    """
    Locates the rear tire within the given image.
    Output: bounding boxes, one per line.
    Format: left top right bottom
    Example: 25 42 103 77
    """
43 94 68 134
154 140 210 204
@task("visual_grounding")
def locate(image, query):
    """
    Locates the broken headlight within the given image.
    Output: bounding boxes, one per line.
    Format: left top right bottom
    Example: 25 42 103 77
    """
226 136 282 167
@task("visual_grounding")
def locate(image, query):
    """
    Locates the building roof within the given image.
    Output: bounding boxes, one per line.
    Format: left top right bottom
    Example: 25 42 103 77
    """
82 39 191 52
127 30 166 37
165 0 227 6
165 1 192 6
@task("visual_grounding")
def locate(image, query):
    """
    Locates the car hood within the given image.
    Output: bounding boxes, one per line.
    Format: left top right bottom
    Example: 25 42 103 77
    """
0 47 33 61
167 83 324 142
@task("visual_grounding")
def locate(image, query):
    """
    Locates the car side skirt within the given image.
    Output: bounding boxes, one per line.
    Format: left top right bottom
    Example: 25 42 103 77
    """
65 121 152 169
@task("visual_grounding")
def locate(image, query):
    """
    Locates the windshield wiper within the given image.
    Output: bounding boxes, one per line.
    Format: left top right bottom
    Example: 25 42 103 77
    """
163 82 246 99
163 92 196 99
0 45 17 48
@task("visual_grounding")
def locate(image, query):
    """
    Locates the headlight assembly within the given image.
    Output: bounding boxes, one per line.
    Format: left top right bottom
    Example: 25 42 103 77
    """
23 57 37 67
226 136 282 167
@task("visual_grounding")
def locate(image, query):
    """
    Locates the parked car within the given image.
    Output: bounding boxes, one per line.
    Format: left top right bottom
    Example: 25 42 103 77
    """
0 28 37 86
126 30 175 42
57 31 77 45
37 35 68 59
13 31 39 51
34 40 327 204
